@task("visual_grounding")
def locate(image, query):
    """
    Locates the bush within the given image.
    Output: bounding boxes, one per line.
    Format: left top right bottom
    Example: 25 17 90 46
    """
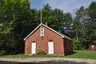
0 50 6 55
37 50 46 55
73 38 82 50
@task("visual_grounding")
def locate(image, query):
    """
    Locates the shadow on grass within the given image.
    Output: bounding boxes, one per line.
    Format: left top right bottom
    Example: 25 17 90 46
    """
65 51 77 56
0 60 88 64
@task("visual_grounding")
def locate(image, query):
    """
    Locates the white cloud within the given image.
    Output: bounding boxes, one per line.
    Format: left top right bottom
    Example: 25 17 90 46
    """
44 0 95 13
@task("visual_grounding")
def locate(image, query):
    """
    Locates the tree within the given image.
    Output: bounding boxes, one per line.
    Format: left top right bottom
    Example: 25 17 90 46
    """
0 0 31 54
61 13 73 36
86 2 96 43
40 4 73 36
73 6 88 49
73 2 96 50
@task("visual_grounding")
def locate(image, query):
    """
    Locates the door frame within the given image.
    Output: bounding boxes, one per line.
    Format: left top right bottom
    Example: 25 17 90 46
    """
31 41 36 54
48 40 54 54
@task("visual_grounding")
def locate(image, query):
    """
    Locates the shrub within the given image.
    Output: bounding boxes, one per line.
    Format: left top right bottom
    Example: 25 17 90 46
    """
73 38 89 50
73 38 82 50
37 50 46 55
0 50 6 55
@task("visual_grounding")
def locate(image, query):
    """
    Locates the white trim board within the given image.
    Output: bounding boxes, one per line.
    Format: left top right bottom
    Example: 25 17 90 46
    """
24 23 72 41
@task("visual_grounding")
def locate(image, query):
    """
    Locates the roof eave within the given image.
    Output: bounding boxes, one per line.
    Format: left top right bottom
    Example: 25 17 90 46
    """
63 36 72 41
24 23 72 41
24 23 43 41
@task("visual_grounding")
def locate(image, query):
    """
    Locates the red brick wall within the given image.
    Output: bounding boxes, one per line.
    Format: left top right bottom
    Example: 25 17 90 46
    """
64 38 73 55
25 25 64 55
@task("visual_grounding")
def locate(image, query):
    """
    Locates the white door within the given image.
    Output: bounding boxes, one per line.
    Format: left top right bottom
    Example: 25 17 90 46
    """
48 40 54 54
32 41 36 54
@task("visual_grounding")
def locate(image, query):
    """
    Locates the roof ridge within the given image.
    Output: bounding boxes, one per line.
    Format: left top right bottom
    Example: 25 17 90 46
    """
24 23 72 41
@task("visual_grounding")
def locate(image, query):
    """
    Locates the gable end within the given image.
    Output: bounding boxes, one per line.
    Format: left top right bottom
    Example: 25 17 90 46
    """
24 23 72 41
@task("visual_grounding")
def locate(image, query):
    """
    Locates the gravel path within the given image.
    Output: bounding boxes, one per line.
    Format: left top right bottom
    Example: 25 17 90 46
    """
0 58 96 64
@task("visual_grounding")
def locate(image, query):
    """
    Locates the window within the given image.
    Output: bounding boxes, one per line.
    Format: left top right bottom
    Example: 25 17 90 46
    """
49 40 53 42
40 27 44 37
32 41 36 43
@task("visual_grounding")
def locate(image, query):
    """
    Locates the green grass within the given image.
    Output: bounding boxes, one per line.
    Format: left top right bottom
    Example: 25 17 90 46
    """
0 50 96 60
65 50 96 59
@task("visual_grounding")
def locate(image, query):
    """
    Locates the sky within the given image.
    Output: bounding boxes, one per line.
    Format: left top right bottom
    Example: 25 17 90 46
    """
29 0 96 14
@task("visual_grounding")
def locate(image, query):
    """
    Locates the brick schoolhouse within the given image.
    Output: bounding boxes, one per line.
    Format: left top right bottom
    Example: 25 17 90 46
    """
24 23 73 55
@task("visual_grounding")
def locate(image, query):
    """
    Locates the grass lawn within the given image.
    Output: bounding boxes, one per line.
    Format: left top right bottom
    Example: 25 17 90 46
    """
65 50 96 59
0 50 96 60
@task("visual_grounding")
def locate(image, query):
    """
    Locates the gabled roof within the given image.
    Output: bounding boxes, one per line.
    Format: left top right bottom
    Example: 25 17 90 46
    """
24 23 72 41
